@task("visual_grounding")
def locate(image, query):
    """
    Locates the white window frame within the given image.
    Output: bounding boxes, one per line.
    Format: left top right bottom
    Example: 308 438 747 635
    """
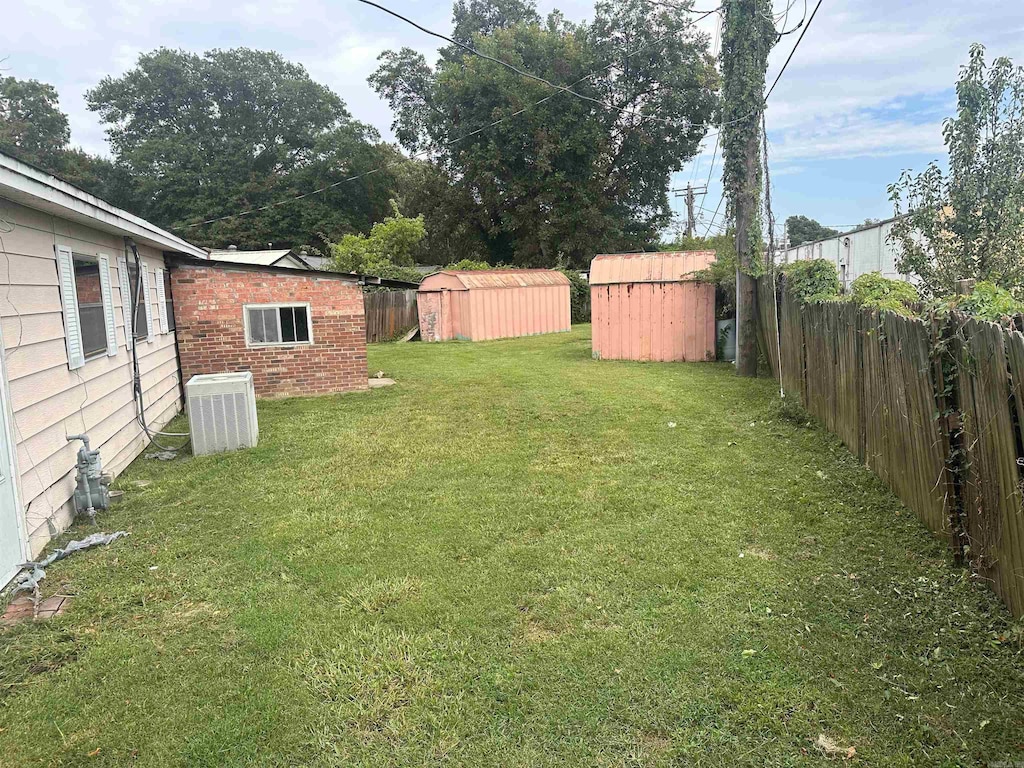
56 245 119 369
155 267 169 334
140 266 154 343
243 303 314 348
117 256 134 351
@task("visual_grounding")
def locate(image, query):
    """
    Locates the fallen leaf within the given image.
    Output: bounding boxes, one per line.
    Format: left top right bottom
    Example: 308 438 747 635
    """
741 649 757 657
814 733 856 759
88 748 101 757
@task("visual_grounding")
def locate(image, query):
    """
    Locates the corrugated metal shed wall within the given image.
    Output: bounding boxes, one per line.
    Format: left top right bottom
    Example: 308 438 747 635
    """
417 269 570 342
590 252 716 362
780 218 911 289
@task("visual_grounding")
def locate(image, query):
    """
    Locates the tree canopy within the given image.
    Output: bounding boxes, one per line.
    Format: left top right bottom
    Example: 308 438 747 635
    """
0 77 70 169
889 45 1024 298
370 0 718 267
328 202 426 283
0 76 136 208
785 215 839 247
86 48 399 250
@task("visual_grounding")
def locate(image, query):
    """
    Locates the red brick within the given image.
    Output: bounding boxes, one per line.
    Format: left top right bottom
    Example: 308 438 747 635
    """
170 264 368 398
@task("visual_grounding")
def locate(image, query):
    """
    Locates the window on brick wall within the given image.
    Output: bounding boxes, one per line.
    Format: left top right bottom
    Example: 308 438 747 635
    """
244 303 313 346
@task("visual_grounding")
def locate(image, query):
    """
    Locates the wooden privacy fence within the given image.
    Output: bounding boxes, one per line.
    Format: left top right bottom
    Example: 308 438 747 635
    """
757 278 1024 617
364 290 418 342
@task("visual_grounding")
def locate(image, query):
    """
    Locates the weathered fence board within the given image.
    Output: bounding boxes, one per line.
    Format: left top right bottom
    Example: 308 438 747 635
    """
956 319 1024 615
759 280 1024 617
364 290 418 343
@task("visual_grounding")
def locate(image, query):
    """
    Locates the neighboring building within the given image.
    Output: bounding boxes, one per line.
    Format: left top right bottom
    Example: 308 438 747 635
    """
417 269 570 342
590 251 716 363
168 256 368 398
0 152 208 580
209 246 312 269
780 216 913 290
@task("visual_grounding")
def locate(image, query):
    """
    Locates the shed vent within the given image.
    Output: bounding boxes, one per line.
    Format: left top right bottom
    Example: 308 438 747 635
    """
186 372 258 456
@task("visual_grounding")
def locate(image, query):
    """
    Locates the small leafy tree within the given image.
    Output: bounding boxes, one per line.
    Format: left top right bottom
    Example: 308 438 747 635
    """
329 202 426 283
889 45 1024 298
779 259 840 304
952 281 1024 320
849 273 919 315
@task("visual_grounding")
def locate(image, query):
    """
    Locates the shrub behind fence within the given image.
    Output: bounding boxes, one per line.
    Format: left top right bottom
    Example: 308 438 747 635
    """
757 279 1024 617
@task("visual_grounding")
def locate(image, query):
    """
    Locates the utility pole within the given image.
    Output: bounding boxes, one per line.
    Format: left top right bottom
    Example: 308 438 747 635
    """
671 184 707 238
720 0 776 377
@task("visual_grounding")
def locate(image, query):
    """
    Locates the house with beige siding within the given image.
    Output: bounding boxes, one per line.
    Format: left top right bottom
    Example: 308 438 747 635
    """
0 152 207 586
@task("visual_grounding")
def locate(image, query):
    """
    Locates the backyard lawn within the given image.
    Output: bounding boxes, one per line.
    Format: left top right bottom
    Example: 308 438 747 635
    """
2 326 1023 766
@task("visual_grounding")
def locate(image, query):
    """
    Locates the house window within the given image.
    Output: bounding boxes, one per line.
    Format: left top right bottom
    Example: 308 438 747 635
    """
73 254 107 359
244 304 312 346
162 270 175 332
126 262 148 339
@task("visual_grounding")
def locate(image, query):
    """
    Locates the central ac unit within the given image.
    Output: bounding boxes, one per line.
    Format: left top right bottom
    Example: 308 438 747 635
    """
186 372 258 456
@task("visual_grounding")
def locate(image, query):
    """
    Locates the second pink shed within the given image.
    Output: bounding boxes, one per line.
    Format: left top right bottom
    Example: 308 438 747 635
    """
590 251 716 362
417 269 571 342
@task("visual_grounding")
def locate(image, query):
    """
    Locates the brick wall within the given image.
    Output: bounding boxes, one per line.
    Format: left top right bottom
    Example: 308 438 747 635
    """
170 262 368 398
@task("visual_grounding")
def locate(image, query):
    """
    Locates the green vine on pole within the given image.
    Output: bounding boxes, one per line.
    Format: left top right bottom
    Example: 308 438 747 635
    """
719 0 776 277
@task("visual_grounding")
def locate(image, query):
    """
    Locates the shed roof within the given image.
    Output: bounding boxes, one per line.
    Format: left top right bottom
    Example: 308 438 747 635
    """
208 249 312 269
589 251 716 285
420 269 570 291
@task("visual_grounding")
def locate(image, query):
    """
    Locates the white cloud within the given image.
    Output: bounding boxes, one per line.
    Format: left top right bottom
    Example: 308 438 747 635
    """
3 0 1023 221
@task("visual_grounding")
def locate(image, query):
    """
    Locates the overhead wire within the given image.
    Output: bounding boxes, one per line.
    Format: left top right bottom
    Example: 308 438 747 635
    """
357 0 712 126
765 0 822 99
699 0 822 237
176 6 720 231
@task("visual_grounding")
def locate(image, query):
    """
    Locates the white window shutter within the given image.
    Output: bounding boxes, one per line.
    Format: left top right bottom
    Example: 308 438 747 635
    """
118 256 133 349
55 245 85 370
97 254 118 356
155 268 168 334
141 267 154 342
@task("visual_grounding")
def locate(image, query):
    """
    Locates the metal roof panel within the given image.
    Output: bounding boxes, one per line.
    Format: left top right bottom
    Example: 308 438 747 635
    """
589 251 717 285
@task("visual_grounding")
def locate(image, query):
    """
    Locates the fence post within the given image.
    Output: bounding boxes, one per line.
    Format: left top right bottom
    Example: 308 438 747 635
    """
931 310 968 563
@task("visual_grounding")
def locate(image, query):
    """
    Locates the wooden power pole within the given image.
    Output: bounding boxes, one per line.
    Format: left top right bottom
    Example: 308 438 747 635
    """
671 184 707 239
720 0 776 377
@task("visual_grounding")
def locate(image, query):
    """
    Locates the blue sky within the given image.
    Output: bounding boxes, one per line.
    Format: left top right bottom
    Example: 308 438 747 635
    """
4 0 1024 238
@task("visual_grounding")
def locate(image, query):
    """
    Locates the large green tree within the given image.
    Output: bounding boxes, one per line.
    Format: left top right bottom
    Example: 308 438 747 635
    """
370 0 718 267
889 45 1024 298
86 48 398 249
0 76 138 208
784 215 839 246
0 77 70 168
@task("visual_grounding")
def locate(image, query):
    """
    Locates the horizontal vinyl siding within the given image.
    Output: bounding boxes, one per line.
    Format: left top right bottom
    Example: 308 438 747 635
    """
0 198 183 556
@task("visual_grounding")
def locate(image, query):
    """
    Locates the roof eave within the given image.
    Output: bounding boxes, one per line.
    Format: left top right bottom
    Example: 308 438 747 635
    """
0 153 207 259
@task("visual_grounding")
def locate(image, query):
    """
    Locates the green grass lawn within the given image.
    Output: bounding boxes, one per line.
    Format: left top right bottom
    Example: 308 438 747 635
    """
1 326 1022 766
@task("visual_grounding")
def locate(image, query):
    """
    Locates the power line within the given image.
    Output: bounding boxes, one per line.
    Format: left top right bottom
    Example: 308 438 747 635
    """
695 0 824 238
176 14 714 231
765 0 822 99
358 0 718 127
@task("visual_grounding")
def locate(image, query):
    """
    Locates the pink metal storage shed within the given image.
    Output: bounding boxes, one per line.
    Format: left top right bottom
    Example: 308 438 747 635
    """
417 269 571 342
590 251 716 362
